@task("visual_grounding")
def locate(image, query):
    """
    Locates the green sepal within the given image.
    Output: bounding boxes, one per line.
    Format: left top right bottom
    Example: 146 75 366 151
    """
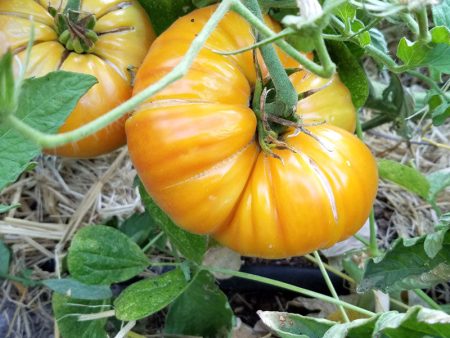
0 51 17 118
58 30 71 45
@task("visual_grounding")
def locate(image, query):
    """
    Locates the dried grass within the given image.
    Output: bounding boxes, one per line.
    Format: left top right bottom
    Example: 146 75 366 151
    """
0 114 449 337
363 111 450 244
1 147 141 337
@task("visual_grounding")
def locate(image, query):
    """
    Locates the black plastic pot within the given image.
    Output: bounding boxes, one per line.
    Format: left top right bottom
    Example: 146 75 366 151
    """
218 264 349 297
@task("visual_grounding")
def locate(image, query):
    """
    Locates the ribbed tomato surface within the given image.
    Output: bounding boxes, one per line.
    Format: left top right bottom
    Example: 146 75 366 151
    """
0 0 155 157
126 6 378 258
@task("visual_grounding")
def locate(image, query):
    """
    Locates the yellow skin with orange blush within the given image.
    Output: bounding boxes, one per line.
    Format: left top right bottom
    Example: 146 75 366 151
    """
126 6 378 258
0 0 155 157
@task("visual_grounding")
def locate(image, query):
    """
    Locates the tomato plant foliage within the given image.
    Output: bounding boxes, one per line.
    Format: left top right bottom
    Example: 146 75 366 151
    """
0 70 96 190
359 226 450 293
52 294 110 338
259 306 450 338
0 0 450 337
68 225 149 285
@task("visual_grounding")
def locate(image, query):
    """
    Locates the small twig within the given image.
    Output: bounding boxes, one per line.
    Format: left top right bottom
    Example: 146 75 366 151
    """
367 130 436 147
114 320 137 338
54 149 128 278
421 137 450 151
77 309 115 322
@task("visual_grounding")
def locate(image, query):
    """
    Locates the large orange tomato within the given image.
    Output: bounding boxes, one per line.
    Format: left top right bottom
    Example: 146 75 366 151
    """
126 6 378 258
0 0 155 157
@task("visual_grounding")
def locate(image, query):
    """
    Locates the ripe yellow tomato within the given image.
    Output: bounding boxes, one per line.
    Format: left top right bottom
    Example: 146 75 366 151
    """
0 0 155 157
126 6 378 258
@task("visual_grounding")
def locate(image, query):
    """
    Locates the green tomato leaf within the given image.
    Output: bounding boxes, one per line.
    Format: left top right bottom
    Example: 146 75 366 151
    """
424 228 448 259
381 74 415 136
378 159 430 200
137 0 196 35
326 40 369 108
52 293 110 338
432 0 450 27
431 102 450 126
165 270 234 338
431 26 450 45
43 278 112 300
259 311 334 338
368 28 388 53
139 183 207 264
358 228 450 293
0 240 10 276
440 213 450 226
351 19 371 47
332 1 356 28
427 168 450 204
396 38 429 68
427 93 450 126
0 71 97 191
67 225 149 285
425 43 450 74
322 306 450 338
114 268 189 321
365 74 415 134
118 211 156 246
0 203 19 213
397 38 450 74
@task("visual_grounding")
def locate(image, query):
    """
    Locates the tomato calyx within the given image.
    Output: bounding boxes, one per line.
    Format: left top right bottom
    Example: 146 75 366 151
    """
49 3 98 54
254 81 330 159
254 85 298 159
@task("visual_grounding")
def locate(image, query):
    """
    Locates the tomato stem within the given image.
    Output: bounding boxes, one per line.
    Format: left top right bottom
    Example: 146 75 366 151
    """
64 0 81 14
231 0 336 78
398 13 419 36
304 253 355 284
313 251 350 323
212 27 295 56
415 6 431 44
142 232 165 253
204 266 376 317
312 31 335 76
243 0 298 121
353 233 370 247
413 289 442 310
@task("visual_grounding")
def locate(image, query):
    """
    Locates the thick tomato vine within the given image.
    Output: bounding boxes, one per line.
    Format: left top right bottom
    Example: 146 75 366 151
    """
0 0 155 157
126 5 379 258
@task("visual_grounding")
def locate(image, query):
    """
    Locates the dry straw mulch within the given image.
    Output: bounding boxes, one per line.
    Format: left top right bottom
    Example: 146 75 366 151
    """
0 116 449 337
